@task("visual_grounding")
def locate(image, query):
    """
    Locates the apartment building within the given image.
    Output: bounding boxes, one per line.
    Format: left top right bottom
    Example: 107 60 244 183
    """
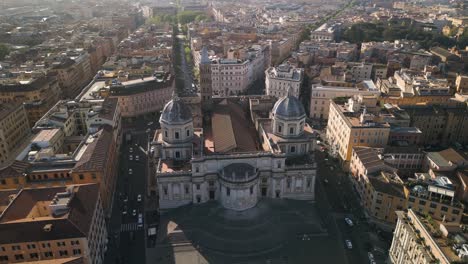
0 103 30 166
326 100 390 165
350 147 464 226
393 69 450 96
265 64 303 98
310 80 380 119
211 59 250 96
51 53 93 99
0 98 120 216
346 63 373 82
390 209 465 264
0 76 61 127
402 105 468 146
0 184 107 264
108 72 173 118
455 75 468 95
362 171 408 224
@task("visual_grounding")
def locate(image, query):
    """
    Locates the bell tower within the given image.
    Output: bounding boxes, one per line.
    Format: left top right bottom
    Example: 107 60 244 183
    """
199 46 212 110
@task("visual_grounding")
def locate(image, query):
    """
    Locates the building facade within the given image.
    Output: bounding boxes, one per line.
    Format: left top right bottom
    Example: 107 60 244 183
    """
310 80 380 119
326 100 390 165
153 94 316 211
0 103 30 166
265 64 303 98
390 209 463 264
0 184 107 264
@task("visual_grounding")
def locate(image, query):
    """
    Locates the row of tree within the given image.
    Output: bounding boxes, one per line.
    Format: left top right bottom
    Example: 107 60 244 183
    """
342 21 466 49
146 11 212 26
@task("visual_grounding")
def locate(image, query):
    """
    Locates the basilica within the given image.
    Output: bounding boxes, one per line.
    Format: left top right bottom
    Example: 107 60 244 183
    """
152 91 317 211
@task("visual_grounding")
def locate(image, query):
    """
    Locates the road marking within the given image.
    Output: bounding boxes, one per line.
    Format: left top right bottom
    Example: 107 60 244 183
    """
120 223 139 232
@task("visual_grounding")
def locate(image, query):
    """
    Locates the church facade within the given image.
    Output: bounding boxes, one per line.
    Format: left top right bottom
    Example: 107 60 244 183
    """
152 92 317 211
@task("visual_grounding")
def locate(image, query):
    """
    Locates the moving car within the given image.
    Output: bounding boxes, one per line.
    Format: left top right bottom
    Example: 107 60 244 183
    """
345 240 353 249
132 209 137 216
137 194 142 202
345 218 354 227
138 213 143 228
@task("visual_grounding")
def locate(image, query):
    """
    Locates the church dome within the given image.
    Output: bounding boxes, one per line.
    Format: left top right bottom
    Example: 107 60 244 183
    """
272 94 306 120
160 96 192 125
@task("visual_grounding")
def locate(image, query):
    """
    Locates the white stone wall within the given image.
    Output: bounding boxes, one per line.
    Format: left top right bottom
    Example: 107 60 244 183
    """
220 184 258 211
271 117 305 138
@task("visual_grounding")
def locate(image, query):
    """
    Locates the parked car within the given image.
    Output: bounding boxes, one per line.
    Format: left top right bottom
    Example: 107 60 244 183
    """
137 194 142 202
132 209 137 216
129 147 133 153
128 168 133 175
135 155 139 161
129 155 133 161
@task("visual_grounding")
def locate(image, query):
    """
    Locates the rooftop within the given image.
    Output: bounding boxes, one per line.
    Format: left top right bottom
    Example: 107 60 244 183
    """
0 102 23 121
0 184 99 244
210 99 259 154
32 128 61 143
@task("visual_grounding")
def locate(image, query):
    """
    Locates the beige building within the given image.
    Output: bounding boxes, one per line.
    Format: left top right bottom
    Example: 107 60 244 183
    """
265 64 303 98
326 100 390 165
108 72 173 118
51 54 93 99
310 80 380 119
390 209 465 264
0 184 107 264
350 147 464 226
363 171 408 225
0 77 61 127
0 103 30 166
455 75 468 94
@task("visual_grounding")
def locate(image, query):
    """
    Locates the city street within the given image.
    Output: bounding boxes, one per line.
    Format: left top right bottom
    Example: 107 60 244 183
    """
104 118 156 264
315 148 390 264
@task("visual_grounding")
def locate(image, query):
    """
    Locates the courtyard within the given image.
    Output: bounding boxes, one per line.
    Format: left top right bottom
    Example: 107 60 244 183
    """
148 199 349 264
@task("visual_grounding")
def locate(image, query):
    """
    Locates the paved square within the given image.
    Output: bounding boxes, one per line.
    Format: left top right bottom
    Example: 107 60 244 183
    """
148 199 348 264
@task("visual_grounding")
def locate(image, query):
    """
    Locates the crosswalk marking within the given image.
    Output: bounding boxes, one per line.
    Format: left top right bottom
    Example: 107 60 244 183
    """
120 223 140 232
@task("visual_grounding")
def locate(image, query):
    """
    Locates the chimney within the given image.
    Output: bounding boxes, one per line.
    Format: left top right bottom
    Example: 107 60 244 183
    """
43 224 53 232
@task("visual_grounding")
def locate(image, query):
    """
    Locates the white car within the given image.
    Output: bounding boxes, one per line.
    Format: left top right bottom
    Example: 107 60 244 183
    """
132 209 137 216
345 218 354 227
137 213 143 228
128 168 133 175
135 155 139 161
368 252 375 262
345 240 353 249
137 194 142 202
129 155 133 161
129 147 133 153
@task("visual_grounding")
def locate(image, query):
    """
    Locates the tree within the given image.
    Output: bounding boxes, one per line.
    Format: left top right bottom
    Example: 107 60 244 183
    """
0 44 9 60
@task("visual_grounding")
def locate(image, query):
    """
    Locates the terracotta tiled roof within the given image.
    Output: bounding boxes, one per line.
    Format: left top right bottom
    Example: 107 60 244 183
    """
0 184 99 244
73 127 113 172
211 99 258 153
0 160 30 179
98 97 118 121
